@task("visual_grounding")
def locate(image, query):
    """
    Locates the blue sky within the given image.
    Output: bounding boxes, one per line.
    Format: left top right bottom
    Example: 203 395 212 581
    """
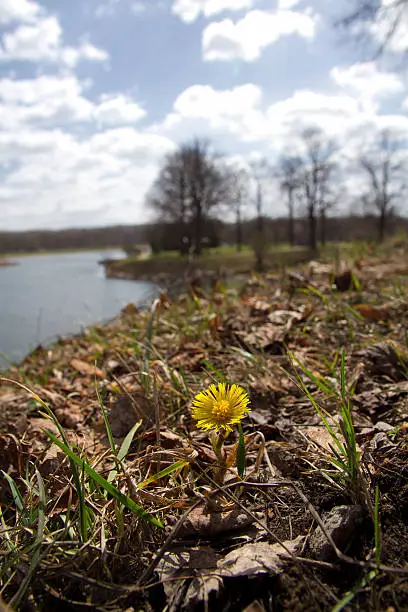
0 0 407 230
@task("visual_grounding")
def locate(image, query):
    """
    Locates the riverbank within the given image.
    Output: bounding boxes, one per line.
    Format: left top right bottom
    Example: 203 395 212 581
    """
103 246 313 287
0 249 157 371
1 243 408 610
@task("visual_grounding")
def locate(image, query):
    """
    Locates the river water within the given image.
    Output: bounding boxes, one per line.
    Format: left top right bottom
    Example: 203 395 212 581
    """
0 250 158 369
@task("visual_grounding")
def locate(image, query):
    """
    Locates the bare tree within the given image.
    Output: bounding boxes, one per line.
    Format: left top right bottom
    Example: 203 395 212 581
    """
277 154 303 246
146 138 230 255
359 130 406 242
225 167 250 251
299 128 337 252
317 173 346 246
249 159 270 270
147 151 188 223
338 0 408 58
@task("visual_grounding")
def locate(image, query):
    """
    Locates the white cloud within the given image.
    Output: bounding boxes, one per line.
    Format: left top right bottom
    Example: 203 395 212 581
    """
0 15 109 66
172 0 253 23
0 68 174 229
330 62 404 112
164 83 263 134
94 94 146 125
0 122 175 228
0 0 41 24
203 9 316 61
173 83 262 118
0 75 94 126
162 83 366 146
159 76 408 164
0 73 149 128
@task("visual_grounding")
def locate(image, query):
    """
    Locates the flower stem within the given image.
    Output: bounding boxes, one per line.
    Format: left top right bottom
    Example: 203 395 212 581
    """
211 431 227 485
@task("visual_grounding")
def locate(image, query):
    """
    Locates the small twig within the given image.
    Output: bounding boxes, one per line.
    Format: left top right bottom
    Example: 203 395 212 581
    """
136 498 204 586
153 374 160 448
217 480 408 576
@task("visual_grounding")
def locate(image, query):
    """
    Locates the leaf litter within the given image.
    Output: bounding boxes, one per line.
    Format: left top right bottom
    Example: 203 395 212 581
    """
0 242 408 610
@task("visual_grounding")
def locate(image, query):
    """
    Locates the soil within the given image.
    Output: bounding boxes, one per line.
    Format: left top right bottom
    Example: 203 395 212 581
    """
1 245 408 611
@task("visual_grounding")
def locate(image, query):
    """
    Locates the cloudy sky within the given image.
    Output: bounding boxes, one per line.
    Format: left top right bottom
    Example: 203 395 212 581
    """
0 0 407 230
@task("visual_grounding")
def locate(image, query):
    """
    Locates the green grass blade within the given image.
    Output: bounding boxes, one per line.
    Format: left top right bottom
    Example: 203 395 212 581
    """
0 377 89 543
95 381 117 459
2 471 25 515
202 360 228 382
117 420 142 462
9 468 46 609
44 430 163 528
331 570 377 612
340 349 346 400
137 460 189 489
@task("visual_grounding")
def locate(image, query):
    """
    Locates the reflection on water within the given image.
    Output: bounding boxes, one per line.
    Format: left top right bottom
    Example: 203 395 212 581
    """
0 250 158 369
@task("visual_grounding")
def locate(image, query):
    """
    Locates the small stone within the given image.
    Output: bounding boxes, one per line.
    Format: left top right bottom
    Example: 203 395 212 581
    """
309 505 364 561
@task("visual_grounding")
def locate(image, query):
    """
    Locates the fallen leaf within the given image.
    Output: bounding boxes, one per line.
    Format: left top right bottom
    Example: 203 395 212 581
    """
304 426 336 452
217 536 304 577
177 507 255 539
70 358 105 379
121 303 139 315
142 429 187 449
354 304 390 321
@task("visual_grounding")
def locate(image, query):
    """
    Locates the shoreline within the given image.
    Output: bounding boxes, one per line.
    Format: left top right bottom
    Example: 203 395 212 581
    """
0 290 161 374
102 247 313 285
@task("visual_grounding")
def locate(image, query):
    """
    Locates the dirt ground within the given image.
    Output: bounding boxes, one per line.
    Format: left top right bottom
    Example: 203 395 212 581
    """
1 244 407 611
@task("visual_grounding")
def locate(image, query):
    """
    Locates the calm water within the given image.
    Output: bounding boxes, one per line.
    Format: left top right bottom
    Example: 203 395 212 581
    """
0 250 158 369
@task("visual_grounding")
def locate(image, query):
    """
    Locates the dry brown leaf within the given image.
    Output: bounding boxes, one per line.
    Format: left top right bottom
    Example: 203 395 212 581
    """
141 428 187 449
70 358 105 379
177 507 255 539
354 303 390 321
121 302 139 315
217 536 304 577
304 426 335 452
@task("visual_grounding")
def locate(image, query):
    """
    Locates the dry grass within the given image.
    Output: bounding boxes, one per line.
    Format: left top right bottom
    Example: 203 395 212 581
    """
1 239 408 610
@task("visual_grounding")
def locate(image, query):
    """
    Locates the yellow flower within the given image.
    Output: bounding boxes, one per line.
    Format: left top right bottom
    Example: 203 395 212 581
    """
192 382 250 434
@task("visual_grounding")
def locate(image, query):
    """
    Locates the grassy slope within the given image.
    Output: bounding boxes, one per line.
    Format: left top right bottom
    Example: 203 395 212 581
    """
1 240 408 610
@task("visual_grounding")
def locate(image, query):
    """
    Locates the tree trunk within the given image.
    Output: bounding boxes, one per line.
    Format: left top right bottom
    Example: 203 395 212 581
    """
320 208 326 246
236 208 242 252
288 188 295 246
309 204 317 253
256 182 263 235
194 200 202 256
378 207 386 243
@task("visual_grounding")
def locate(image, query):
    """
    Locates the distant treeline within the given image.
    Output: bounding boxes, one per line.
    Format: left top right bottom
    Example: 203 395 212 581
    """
1 214 407 254
0 225 152 254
